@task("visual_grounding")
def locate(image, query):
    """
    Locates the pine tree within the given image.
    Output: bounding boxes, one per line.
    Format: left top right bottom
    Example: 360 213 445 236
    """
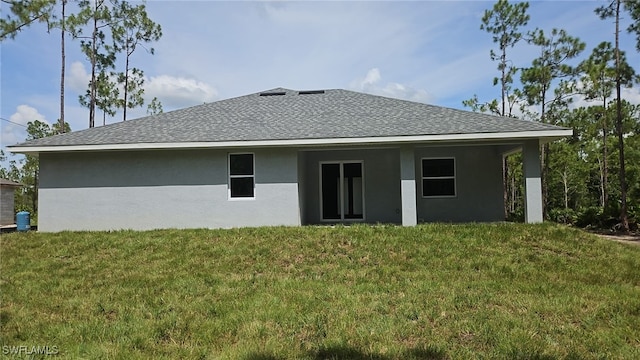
68 0 119 128
595 0 640 232
520 28 585 218
112 1 161 121
0 0 55 40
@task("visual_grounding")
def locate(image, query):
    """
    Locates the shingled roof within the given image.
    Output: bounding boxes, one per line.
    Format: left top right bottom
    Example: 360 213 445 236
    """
9 88 571 152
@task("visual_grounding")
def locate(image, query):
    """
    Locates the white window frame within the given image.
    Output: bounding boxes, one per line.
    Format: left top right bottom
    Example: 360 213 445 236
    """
319 160 366 222
228 152 255 200
421 157 456 198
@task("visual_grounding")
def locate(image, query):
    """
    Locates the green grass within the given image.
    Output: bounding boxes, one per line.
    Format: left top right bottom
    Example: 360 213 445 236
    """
1 223 639 359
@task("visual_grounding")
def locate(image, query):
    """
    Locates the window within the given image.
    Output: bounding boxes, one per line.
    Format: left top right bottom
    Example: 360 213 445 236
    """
422 158 456 197
229 153 254 198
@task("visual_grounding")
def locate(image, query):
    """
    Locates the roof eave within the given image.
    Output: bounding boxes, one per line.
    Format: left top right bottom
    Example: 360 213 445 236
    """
0 182 23 187
7 129 574 155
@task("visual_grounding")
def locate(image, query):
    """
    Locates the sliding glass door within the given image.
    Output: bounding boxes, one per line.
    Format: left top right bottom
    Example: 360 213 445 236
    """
320 161 364 221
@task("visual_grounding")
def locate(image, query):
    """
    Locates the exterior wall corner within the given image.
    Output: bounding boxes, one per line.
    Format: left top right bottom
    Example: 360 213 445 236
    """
522 139 543 223
400 147 417 226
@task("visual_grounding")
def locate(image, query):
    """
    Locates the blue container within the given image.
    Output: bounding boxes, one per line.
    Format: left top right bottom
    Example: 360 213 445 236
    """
16 211 30 232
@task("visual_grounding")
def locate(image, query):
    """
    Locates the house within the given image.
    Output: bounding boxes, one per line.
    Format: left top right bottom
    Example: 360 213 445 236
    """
7 88 572 232
0 178 22 226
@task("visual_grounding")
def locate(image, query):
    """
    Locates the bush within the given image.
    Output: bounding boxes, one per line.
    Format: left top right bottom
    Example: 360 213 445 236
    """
575 206 603 228
625 205 638 232
506 209 524 223
549 208 577 225
573 205 632 230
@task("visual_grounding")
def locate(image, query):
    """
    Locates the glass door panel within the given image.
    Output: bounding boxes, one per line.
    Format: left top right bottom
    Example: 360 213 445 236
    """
343 162 363 219
321 163 341 220
321 162 364 221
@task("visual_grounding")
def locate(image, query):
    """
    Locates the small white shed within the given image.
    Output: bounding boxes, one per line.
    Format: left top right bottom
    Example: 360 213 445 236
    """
1 179 22 226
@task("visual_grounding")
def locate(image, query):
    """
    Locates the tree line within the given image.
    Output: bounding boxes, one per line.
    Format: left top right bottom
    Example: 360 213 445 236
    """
1 0 163 217
0 121 70 217
1 0 164 131
466 0 640 232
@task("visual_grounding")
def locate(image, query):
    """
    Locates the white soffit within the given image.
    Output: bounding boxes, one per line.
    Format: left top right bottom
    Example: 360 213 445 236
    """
8 129 574 154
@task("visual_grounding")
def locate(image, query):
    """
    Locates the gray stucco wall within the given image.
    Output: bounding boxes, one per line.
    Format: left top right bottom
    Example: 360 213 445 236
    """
37 143 508 231
38 148 300 231
300 148 402 224
415 145 504 222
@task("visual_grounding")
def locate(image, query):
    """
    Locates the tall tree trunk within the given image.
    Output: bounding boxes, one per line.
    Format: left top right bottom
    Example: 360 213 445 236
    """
598 157 605 207
503 156 508 219
33 170 38 215
123 49 129 121
602 99 608 210
511 169 517 213
500 47 508 219
59 0 66 134
614 0 629 232
540 89 548 220
501 48 506 117
88 1 98 128
562 169 569 210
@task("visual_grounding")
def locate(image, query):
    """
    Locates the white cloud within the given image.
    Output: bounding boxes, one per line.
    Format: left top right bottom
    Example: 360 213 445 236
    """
65 60 218 116
570 83 640 111
350 68 433 104
362 68 381 87
68 61 90 93
145 75 218 109
9 105 48 127
2 105 49 147
622 86 640 105
385 84 433 104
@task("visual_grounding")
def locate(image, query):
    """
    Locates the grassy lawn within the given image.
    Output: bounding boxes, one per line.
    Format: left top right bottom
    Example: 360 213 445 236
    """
1 223 639 359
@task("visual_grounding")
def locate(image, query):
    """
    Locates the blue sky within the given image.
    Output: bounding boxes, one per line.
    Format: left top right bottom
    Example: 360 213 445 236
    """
2 0 639 155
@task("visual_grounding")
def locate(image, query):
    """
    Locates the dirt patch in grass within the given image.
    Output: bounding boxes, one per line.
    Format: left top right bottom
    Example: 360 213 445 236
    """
594 233 640 246
589 228 640 246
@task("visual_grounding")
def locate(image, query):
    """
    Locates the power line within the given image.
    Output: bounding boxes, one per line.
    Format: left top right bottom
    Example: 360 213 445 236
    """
0 117 27 128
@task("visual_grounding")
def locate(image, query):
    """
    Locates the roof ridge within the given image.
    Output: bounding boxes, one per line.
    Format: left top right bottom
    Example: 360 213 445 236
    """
257 87 295 94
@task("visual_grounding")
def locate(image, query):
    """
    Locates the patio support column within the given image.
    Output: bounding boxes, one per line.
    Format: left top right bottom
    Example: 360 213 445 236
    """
523 139 543 223
400 146 417 226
